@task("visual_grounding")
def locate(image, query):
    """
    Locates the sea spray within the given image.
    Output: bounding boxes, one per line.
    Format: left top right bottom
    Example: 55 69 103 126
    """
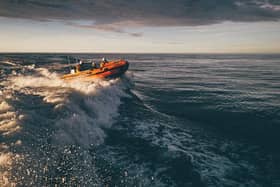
0 66 130 186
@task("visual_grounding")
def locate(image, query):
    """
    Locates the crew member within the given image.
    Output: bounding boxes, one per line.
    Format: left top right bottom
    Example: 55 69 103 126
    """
100 57 108 68
92 62 97 69
75 60 83 72
102 57 108 63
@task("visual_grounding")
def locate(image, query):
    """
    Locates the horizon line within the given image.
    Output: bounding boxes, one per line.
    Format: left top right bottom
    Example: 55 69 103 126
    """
1 51 280 55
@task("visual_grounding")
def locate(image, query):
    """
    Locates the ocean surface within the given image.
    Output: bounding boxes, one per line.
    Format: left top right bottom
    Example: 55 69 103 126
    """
0 53 280 186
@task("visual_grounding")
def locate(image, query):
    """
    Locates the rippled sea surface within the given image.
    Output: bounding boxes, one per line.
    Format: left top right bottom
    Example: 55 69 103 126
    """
0 53 280 186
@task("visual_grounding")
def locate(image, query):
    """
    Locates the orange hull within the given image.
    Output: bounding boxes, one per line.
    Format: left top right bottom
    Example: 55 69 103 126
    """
62 60 129 81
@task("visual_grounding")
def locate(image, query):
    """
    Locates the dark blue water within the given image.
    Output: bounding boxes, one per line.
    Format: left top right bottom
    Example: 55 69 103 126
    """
0 53 280 186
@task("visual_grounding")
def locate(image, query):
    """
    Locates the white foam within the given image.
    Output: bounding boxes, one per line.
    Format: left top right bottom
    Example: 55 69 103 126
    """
0 101 12 113
0 61 17 66
5 67 128 147
0 153 12 186
0 100 21 136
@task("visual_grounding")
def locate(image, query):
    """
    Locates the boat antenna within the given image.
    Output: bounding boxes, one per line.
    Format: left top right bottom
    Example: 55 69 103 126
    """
67 56 71 72
67 56 69 64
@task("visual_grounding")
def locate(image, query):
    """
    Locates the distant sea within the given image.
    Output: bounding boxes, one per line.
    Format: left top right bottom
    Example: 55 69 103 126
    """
0 53 280 186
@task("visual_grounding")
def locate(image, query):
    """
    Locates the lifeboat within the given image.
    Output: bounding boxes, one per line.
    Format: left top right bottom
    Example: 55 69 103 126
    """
62 59 129 81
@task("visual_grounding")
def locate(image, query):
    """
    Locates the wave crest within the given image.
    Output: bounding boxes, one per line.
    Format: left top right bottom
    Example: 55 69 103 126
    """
4 67 129 147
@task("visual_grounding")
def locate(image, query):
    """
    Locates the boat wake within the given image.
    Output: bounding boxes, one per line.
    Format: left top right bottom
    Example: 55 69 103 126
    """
0 65 130 186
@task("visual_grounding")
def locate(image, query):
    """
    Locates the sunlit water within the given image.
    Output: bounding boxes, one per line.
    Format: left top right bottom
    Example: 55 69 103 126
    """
0 53 280 186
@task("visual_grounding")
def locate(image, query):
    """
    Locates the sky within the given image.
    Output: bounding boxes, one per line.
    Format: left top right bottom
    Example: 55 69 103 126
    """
0 0 280 53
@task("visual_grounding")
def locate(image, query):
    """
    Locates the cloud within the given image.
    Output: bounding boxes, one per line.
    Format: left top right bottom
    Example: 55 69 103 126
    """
67 21 143 37
0 0 280 35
